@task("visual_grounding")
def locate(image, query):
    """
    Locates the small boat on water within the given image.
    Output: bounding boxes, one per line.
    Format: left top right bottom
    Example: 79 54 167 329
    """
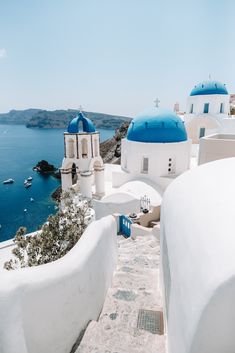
24 179 28 185
24 209 27 212
27 176 33 181
25 182 32 189
3 179 14 184
30 197 34 202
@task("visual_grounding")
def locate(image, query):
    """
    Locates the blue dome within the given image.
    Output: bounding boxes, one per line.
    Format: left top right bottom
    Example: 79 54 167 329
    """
190 80 228 96
67 112 96 133
127 108 187 143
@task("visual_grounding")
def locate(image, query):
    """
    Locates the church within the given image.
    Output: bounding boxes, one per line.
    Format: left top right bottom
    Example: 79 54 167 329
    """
1 79 235 353
59 80 235 353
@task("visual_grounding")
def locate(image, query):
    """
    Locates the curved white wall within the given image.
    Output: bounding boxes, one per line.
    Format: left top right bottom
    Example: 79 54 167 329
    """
160 158 235 353
0 216 117 353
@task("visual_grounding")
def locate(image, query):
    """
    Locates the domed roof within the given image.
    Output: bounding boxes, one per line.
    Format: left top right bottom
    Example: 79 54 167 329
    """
190 80 228 96
127 108 187 143
67 112 96 133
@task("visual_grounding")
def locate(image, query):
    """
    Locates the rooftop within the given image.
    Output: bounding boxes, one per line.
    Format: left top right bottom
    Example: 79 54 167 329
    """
190 80 228 96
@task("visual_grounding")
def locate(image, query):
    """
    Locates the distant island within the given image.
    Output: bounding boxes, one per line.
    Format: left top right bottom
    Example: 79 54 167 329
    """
0 109 131 130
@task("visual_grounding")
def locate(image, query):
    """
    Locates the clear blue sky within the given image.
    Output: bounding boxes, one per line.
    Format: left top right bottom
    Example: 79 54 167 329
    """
0 0 234 117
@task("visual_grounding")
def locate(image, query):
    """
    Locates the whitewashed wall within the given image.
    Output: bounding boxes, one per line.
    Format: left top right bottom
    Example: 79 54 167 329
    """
0 216 117 353
161 158 235 353
198 133 235 165
120 138 191 185
185 94 230 115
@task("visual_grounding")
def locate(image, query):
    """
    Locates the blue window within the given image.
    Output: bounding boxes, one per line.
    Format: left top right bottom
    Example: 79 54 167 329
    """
199 127 206 138
203 103 209 113
220 103 224 113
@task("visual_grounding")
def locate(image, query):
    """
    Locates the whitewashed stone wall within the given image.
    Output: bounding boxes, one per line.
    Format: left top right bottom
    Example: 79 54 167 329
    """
0 216 117 353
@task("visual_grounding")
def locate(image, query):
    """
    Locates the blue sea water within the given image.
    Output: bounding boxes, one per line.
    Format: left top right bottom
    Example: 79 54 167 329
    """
0 125 114 242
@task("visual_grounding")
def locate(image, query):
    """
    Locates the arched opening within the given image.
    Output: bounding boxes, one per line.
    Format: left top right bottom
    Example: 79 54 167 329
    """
72 163 77 185
81 138 88 158
67 138 75 158
78 119 84 132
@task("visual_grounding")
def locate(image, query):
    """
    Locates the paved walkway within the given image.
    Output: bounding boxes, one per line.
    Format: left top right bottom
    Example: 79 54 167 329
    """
76 234 166 353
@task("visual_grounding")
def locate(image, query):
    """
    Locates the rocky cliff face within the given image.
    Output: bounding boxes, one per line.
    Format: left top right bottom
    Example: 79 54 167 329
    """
100 121 130 164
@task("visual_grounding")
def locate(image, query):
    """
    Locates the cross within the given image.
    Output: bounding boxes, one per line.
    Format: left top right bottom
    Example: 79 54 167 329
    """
154 98 160 108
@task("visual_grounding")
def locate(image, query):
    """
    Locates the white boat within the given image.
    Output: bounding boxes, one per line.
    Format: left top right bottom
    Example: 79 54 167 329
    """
3 179 14 184
24 179 28 185
25 182 32 189
30 198 34 202
24 209 27 212
27 176 33 181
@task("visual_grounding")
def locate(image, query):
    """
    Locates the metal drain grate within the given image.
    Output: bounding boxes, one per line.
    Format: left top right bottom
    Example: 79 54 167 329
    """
137 309 164 335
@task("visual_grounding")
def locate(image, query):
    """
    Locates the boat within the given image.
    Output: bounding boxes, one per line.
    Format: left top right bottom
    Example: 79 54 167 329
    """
24 209 27 212
24 179 28 185
30 198 34 202
25 182 32 189
27 176 33 181
3 179 14 184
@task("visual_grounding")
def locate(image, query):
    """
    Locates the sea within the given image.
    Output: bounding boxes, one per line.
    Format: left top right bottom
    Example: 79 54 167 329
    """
0 125 114 242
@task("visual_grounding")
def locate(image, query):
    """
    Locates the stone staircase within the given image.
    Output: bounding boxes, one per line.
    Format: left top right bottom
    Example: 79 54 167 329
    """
75 235 166 353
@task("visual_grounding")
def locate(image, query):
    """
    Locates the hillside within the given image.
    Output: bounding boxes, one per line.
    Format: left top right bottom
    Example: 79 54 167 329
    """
0 109 131 130
100 121 130 163
0 109 41 124
26 109 131 129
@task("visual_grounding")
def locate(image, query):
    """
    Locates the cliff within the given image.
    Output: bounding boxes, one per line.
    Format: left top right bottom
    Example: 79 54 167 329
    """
26 109 131 129
0 109 41 124
100 121 130 163
0 108 131 130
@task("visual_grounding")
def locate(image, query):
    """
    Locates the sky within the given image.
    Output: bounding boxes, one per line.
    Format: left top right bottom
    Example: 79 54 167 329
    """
0 0 235 117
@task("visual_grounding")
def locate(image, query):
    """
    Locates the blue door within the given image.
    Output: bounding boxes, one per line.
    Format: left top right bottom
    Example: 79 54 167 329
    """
119 215 133 237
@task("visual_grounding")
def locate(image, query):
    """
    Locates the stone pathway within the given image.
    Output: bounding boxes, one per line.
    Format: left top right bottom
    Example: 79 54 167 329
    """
75 234 166 353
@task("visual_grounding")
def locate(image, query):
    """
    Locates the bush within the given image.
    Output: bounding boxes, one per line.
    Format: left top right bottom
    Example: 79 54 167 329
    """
4 190 91 270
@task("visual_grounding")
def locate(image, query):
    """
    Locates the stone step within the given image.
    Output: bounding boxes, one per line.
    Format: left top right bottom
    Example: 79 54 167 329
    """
75 233 165 353
76 317 166 353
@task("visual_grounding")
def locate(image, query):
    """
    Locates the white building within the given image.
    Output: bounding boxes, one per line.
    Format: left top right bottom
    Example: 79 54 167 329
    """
161 157 235 353
115 107 191 190
184 80 235 143
61 112 105 199
198 133 235 165
95 107 191 218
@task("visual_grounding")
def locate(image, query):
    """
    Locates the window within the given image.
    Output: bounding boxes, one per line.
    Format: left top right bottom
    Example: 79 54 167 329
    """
190 104 194 114
199 127 205 138
142 157 149 173
167 158 175 174
220 103 224 113
203 103 209 113
168 157 175 175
